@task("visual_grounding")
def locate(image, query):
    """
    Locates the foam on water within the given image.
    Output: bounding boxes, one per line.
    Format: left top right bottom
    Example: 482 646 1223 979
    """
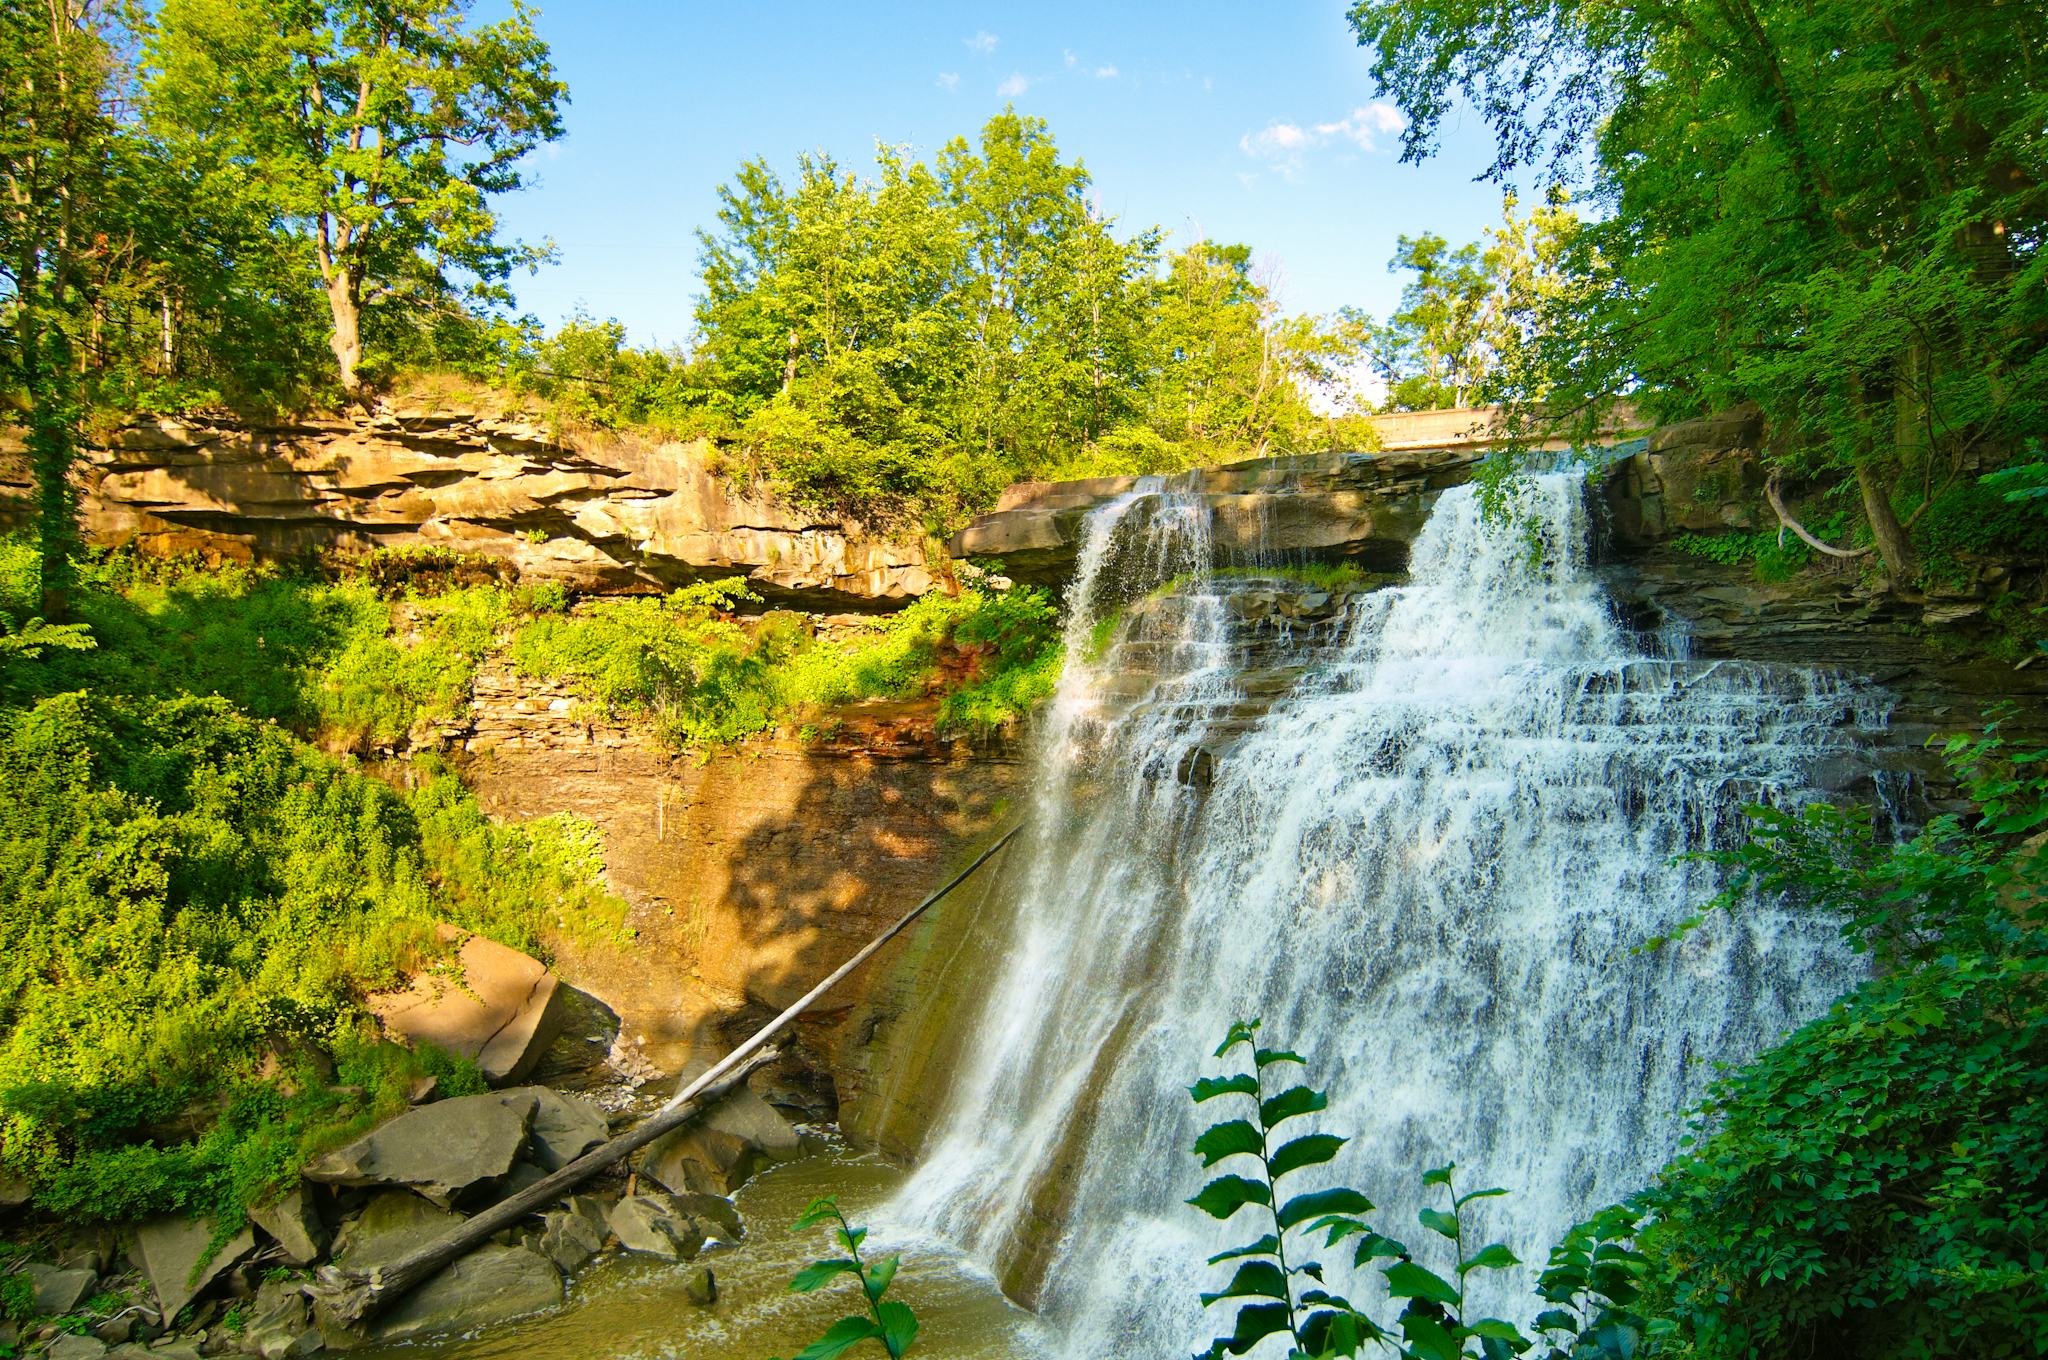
886 472 1889 1356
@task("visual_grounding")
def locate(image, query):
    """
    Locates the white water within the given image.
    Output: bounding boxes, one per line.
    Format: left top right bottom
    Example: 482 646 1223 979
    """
886 473 1890 1356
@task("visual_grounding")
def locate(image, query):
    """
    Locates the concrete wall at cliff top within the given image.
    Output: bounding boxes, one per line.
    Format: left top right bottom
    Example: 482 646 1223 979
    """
51 406 933 608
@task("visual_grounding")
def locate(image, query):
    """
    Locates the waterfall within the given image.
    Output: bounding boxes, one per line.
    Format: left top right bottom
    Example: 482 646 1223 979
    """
885 472 1891 1356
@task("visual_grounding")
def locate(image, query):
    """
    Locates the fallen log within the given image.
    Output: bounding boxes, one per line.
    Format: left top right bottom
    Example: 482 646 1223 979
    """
313 820 1024 1328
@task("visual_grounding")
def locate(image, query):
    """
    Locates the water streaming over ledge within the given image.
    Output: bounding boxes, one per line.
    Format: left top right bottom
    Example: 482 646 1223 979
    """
883 471 1895 1356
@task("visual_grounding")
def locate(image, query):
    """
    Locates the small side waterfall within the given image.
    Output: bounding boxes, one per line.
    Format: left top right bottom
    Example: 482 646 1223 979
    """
886 472 1892 1356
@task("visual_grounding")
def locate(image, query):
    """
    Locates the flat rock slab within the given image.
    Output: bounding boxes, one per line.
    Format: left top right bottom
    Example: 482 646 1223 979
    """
605 1196 704 1260
635 1083 800 1196
249 1185 329 1267
366 1245 562 1344
505 1086 608 1171
26 1263 97 1315
368 931 569 1085
45 1336 108 1360
305 1090 536 1206
332 1191 464 1273
132 1217 255 1321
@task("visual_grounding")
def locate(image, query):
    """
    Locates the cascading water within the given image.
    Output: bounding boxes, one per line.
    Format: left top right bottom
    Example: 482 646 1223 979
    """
885 471 1893 1357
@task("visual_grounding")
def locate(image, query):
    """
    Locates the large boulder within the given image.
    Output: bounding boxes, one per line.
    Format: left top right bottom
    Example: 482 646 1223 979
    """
330 1191 463 1273
534 1205 606 1274
45 1336 108 1360
506 1087 609 1171
236 1279 319 1360
0 1168 28 1209
132 1217 255 1321
368 931 569 1085
365 1245 561 1344
25 1263 97 1315
634 1083 801 1196
248 1186 329 1267
304 1090 536 1206
605 1196 704 1261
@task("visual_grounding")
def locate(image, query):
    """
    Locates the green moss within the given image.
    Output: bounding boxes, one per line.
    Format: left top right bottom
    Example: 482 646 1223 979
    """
511 579 1063 746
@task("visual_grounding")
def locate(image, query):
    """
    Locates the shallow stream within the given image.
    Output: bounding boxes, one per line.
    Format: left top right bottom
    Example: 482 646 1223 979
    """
355 1148 1044 1360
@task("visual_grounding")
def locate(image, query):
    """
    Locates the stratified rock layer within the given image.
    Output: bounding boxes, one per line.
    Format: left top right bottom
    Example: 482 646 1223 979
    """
56 407 932 609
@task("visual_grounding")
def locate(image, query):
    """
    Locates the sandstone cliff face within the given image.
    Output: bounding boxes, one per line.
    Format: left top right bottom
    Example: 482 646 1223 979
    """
437 689 1023 1103
58 407 934 608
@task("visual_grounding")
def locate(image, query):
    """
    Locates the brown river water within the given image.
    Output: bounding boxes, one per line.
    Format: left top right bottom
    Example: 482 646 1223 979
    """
355 1147 1046 1360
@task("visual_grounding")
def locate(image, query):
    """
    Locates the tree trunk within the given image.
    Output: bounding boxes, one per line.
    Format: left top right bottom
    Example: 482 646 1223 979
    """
326 271 364 391
1857 457 1918 587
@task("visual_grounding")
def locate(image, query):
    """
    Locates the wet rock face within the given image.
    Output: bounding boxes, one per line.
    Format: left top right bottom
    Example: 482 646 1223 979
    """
951 448 1480 589
57 409 931 609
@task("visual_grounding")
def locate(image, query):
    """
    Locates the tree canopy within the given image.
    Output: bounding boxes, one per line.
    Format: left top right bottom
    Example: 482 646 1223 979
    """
146 0 566 391
690 111 1371 530
1350 0 2048 587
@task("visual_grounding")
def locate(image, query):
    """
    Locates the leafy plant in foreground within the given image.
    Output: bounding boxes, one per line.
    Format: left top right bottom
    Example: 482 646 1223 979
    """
1187 1018 1532 1359
772 1196 918 1360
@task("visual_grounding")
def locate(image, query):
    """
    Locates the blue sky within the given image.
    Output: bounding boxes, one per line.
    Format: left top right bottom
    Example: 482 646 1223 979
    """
493 1 1512 348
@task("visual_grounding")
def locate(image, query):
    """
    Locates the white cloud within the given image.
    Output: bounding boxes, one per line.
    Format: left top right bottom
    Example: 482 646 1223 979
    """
1312 102 1409 150
965 30 998 56
997 72 1031 98
1094 64 1118 79
1239 101 1407 177
936 71 960 92
1063 48 1078 69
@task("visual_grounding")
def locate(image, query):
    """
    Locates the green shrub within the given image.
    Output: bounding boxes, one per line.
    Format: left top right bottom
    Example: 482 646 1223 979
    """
0 691 625 1223
512 579 1062 747
1629 726 2048 1359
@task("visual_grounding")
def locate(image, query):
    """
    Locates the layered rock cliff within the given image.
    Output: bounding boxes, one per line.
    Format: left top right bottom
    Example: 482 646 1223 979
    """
9 404 933 608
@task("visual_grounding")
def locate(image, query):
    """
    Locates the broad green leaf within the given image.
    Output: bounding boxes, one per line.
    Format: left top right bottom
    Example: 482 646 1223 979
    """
791 1197 840 1231
1421 1163 1456 1187
1307 1215 1367 1247
1191 1074 1260 1103
1277 1186 1375 1230
1533 1309 1580 1333
1207 1302 1290 1356
788 1258 860 1293
1300 1307 1378 1355
1384 1260 1462 1306
1463 1243 1521 1272
838 1226 868 1254
1214 1020 1261 1057
864 1254 900 1302
1188 1174 1273 1220
791 1316 884 1360
1199 1260 1288 1305
1207 1235 1279 1265
1254 1047 1306 1069
875 1300 918 1358
1352 1231 1410 1265
1259 1085 1328 1127
1462 1318 1531 1345
1418 1206 1460 1239
1456 1186 1509 1208
1193 1119 1265 1167
1269 1133 1346 1180
1401 1312 1462 1360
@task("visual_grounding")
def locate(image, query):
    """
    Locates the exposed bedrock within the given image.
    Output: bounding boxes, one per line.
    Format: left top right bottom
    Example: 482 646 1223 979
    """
11 405 932 608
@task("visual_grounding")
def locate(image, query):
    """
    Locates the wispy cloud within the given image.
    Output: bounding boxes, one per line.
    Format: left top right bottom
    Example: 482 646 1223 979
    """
1063 49 1118 79
965 30 998 56
1239 101 1407 177
997 72 1031 98
936 71 960 92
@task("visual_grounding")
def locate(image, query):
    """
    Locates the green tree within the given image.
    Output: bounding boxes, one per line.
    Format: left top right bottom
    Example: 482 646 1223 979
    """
1349 0 2048 588
0 0 128 616
145 0 566 392
1367 231 1498 410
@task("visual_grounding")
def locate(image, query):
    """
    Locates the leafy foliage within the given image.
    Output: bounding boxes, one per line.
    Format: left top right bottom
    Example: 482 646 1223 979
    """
511 579 1061 747
1186 1019 1542 1359
1349 0 2048 586
693 112 1371 531
1622 726 2048 1359
773 1197 919 1360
